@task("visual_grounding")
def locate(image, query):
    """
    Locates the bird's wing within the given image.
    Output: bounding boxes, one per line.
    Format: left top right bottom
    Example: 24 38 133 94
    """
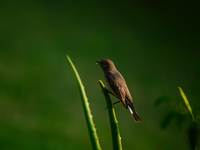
107 73 127 107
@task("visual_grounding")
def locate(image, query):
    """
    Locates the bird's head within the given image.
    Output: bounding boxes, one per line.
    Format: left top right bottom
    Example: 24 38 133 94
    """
97 59 116 72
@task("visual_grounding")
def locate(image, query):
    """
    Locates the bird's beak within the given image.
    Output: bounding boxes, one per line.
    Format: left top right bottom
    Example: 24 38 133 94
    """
96 61 100 64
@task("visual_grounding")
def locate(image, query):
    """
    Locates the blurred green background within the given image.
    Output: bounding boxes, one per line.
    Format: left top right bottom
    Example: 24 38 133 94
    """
0 0 200 149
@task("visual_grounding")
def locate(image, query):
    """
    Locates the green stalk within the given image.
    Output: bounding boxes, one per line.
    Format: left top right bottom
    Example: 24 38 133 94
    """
98 80 122 150
66 55 101 150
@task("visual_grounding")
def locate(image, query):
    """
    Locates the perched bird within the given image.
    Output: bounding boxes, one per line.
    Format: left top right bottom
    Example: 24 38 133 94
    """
97 59 141 122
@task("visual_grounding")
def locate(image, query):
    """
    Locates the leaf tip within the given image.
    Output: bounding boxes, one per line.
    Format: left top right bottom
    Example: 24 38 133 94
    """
66 55 70 60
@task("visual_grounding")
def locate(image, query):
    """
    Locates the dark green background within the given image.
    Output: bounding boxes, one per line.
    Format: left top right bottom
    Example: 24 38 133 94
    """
0 1 200 149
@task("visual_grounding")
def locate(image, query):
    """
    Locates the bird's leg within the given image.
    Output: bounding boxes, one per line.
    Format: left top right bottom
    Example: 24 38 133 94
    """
112 100 120 105
107 90 116 97
101 88 120 109
105 101 120 110
101 88 115 97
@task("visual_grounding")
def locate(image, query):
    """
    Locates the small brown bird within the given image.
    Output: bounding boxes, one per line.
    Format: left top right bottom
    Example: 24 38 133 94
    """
97 59 141 122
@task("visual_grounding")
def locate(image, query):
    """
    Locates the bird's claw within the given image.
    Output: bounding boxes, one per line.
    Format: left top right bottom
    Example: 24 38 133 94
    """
105 101 120 110
105 105 114 110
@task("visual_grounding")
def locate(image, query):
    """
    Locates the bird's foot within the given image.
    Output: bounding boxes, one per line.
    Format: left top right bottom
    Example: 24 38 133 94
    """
105 101 120 110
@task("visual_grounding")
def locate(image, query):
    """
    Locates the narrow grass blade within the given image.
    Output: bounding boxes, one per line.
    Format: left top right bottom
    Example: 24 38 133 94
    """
178 87 195 122
66 55 101 150
99 80 122 150
154 96 172 107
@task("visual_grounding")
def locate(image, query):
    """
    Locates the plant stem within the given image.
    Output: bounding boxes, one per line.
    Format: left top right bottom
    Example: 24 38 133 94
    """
67 55 101 150
99 80 122 150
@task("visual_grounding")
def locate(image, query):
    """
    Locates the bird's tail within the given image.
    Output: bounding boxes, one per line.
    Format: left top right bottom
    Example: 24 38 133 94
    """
128 105 141 122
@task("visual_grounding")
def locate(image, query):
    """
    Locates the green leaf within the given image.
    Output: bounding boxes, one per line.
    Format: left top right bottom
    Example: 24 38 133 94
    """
175 113 187 128
66 55 101 150
160 111 177 130
178 87 195 122
99 80 122 150
154 96 172 107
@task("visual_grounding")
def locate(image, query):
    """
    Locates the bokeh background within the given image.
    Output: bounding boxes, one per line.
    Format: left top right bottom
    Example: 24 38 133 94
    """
0 0 200 149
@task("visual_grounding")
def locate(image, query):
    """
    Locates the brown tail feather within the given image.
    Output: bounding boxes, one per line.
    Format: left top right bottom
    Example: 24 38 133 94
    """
128 106 141 122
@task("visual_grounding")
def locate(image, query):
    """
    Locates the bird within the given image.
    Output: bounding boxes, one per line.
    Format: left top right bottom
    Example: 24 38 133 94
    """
97 59 141 122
